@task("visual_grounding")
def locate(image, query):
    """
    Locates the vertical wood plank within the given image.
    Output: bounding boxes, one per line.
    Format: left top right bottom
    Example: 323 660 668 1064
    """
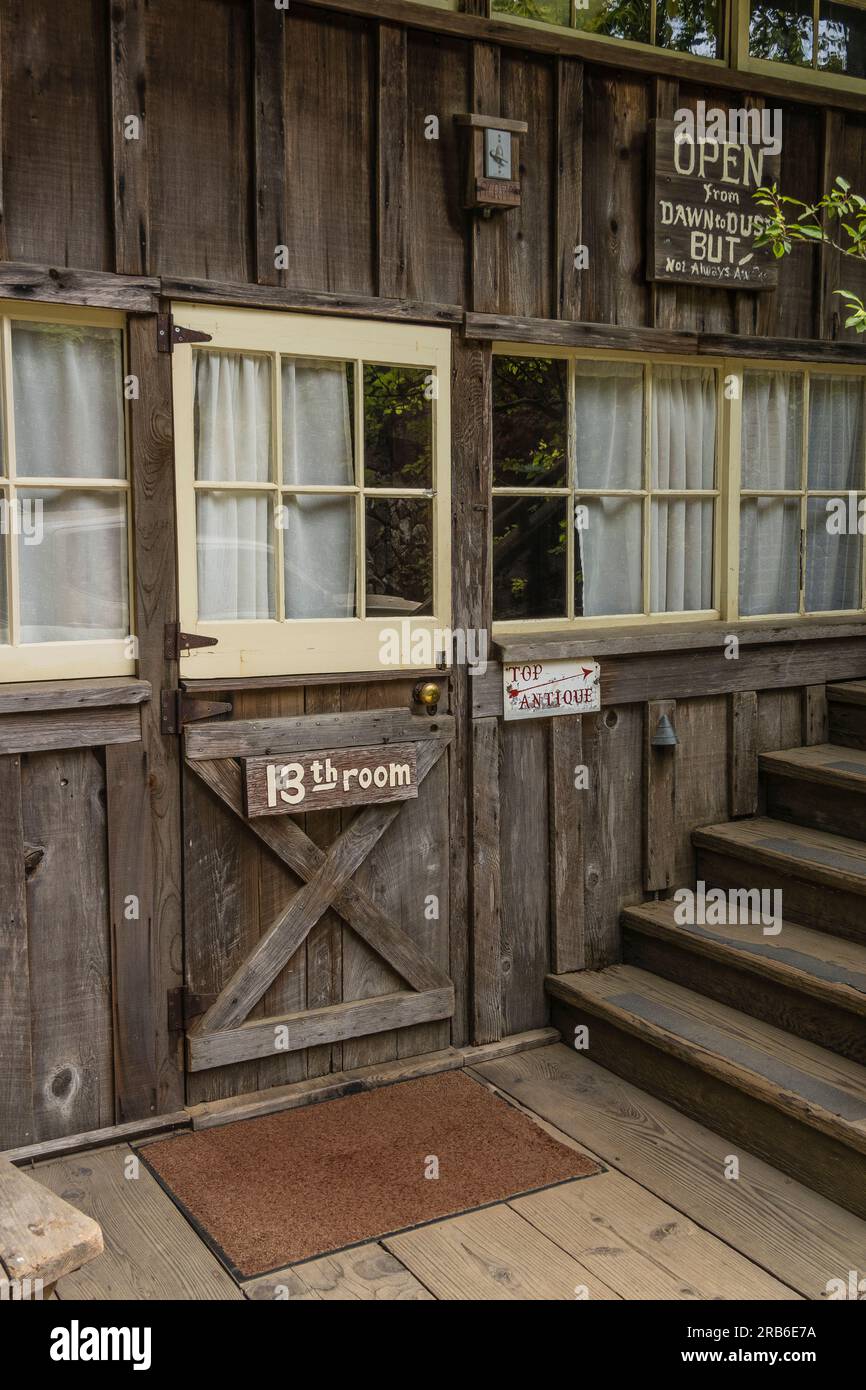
105 741 157 1123
802 685 829 747
0 755 32 1147
304 684 343 1077
548 716 584 973
109 0 149 276
555 59 583 322
644 699 677 892
729 690 759 818
470 43 500 314
253 0 289 286
451 338 493 1045
500 721 549 1033
651 79 678 331
0 11 6 264
127 314 184 1115
819 110 846 340
471 716 502 1044
582 706 644 968
377 24 408 300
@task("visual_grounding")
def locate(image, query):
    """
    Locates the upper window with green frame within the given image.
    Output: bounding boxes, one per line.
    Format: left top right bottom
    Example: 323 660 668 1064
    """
490 0 724 58
748 0 866 77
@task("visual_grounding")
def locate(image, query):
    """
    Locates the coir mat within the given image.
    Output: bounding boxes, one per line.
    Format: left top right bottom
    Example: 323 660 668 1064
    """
139 1070 600 1278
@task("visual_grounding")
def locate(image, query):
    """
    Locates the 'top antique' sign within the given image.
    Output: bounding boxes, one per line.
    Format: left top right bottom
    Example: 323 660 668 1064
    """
648 119 781 290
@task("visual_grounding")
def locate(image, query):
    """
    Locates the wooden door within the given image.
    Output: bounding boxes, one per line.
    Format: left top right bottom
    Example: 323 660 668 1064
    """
180 701 455 1104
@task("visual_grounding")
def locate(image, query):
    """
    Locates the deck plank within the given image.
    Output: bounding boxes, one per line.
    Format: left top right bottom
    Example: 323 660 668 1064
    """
384 1203 621 1300
471 1044 866 1300
244 1241 433 1300
33 1144 242 1300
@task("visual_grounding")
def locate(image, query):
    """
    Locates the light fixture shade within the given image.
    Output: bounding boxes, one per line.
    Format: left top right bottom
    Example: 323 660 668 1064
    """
651 713 678 748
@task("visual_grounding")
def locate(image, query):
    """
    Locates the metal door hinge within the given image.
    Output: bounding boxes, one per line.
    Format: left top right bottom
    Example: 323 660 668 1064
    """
160 690 232 736
167 987 218 1033
164 623 219 662
157 314 212 353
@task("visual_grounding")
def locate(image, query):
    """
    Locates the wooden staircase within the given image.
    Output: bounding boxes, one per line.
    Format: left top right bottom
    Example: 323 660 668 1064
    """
547 681 866 1220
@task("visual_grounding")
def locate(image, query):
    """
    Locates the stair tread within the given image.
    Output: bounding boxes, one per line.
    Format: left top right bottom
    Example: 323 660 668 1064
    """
547 964 866 1148
693 816 866 891
828 681 866 708
760 742 866 790
622 899 866 1013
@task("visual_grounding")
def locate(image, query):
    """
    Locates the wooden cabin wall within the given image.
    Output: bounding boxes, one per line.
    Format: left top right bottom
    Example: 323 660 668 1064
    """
3 0 866 1131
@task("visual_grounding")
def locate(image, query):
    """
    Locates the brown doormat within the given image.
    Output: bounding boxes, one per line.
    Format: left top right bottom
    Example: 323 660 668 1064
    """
140 1071 600 1277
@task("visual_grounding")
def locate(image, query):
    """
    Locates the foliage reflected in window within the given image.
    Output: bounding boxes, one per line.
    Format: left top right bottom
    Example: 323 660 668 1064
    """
365 497 434 618
492 357 568 488
656 0 721 55
493 495 568 621
363 365 432 488
574 0 651 42
749 0 815 65
818 0 866 75
492 0 571 22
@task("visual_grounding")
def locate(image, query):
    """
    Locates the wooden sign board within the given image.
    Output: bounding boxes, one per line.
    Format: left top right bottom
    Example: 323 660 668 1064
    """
648 119 780 290
503 659 601 722
244 743 418 816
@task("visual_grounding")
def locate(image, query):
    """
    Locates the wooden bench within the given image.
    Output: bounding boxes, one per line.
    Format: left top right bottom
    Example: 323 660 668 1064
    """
0 1154 103 1299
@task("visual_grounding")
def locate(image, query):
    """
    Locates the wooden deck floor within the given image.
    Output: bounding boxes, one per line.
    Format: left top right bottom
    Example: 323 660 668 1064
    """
29 1044 866 1301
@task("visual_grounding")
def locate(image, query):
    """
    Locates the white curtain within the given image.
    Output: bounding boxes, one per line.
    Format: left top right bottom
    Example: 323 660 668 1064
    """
651 366 716 612
806 376 864 612
281 360 355 619
193 353 355 622
739 372 802 616
11 322 129 642
574 363 643 615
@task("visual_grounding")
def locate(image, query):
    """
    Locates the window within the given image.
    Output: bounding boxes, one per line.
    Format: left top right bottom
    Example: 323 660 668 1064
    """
492 350 866 629
0 304 132 681
491 0 724 59
492 353 720 625
173 307 451 678
744 0 866 81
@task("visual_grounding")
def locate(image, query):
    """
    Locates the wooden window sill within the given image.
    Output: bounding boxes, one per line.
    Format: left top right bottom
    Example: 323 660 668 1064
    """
494 617 866 664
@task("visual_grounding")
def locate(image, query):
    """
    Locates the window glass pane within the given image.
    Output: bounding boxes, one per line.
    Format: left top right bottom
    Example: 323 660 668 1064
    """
574 0 651 40
749 0 814 64
656 0 721 55
195 351 272 483
493 357 568 488
282 494 356 620
493 495 567 620
365 497 433 617
363 366 432 489
806 495 861 611
739 497 800 616
12 322 125 479
742 371 802 490
818 1 866 76
283 359 354 487
808 376 865 491
577 497 643 616
574 362 643 489
492 0 572 23
18 489 129 641
651 498 714 611
652 366 716 489
196 492 274 620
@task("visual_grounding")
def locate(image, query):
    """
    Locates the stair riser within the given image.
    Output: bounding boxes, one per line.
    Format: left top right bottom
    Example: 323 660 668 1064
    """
550 996 866 1220
623 927 866 1065
764 772 866 844
829 703 866 752
696 846 866 946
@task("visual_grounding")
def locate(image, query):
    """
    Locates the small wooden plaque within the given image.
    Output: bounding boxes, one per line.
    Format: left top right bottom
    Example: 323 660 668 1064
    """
244 743 418 816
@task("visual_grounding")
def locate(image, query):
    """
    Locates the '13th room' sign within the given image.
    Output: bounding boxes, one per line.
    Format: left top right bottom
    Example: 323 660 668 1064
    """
244 744 418 816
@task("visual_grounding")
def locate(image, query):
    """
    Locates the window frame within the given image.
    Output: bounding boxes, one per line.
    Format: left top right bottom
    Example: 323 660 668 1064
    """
172 305 452 680
733 0 866 90
0 300 135 683
491 344 866 634
489 0 731 65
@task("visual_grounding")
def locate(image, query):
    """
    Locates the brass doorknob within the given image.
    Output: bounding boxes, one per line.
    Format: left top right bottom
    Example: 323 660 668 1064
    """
413 681 441 716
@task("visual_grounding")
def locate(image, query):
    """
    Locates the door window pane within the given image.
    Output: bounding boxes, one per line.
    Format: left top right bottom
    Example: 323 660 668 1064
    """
651 498 714 612
739 497 801 616
493 495 567 620
742 371 803 490
364 365 432 488
577 497 642 616
806 495 862 611
282 494 356 619
365 497 433 616
12 322 126 479
283 360 354 487
574 362 643 490
18 489 129 641
195 351 272 483
493 357 568 488
196 492 274 620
